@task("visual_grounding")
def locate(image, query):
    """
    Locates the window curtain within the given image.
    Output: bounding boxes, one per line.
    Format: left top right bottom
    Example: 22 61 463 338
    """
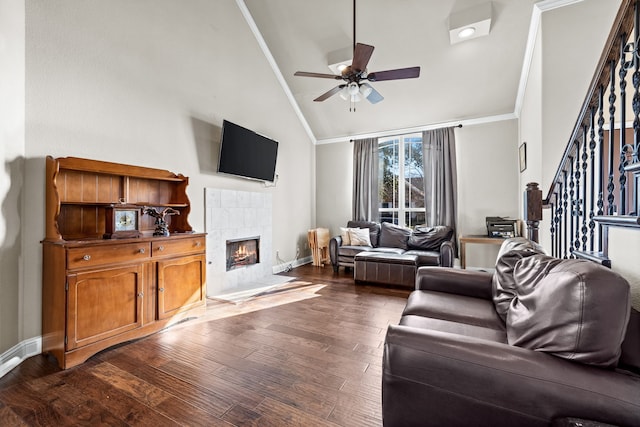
422 127 458 249
352 137 379 222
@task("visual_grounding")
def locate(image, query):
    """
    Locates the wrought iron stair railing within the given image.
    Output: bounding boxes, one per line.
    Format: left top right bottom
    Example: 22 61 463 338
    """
543 0 640 264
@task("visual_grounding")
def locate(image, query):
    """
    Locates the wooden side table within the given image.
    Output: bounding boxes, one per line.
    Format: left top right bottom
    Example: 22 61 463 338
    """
459 235 506 269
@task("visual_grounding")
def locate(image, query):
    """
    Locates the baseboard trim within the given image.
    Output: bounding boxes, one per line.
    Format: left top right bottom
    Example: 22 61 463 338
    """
0 337 42 379
272 256 312 274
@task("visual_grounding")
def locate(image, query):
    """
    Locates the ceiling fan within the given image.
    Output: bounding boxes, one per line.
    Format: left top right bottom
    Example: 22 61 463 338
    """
294 0 420 109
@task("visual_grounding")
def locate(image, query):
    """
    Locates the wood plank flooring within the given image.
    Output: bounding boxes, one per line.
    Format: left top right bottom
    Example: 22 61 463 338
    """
0 264 410 426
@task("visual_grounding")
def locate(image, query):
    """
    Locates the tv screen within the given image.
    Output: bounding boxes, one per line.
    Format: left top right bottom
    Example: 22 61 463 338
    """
217 120 279 182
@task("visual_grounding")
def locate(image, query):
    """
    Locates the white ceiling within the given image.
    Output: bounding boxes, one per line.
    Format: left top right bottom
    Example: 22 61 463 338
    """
242 0 543 143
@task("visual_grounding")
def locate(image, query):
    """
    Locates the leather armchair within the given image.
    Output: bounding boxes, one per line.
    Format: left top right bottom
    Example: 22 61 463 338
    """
383 240 640 427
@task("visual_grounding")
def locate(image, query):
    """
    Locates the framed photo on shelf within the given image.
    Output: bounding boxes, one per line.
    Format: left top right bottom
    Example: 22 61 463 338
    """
519 142 527 172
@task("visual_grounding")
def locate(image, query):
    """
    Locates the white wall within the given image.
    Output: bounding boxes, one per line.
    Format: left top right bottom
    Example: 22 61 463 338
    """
15 0 314 350
315 141 353 237
315 119 520 269
519 6 546 250
540 0 620 193
0 0 25 355
456 120 520 268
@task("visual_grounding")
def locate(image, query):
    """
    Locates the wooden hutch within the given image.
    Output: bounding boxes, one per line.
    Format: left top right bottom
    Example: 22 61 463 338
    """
42 156 206 369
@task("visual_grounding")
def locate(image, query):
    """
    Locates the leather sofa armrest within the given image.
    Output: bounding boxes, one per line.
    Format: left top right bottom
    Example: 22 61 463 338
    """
383 325 640 427
329 236 342 270
415 266 493 299
438 240 454 267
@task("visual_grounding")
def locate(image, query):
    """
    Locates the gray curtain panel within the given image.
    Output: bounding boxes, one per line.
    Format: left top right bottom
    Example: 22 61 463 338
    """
422 127 458 250
352 137 379 222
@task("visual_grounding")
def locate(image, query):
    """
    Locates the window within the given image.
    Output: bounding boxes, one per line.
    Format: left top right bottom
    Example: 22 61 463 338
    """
378 133 425 227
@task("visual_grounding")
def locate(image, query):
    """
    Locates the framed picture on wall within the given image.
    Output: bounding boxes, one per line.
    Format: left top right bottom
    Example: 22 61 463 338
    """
519 142 527 172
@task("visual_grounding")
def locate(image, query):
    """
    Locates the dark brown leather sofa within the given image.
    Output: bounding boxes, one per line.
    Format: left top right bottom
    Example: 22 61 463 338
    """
383 238 640 427
329 221 455 278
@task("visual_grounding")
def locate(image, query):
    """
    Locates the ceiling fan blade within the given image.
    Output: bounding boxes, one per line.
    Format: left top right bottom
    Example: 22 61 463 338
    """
314 85 345 102
295 71 343 80
352 43 375 73
367 66 420 82
362 83 384 104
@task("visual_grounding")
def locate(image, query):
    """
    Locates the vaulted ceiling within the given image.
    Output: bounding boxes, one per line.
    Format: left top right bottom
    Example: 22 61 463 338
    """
243 0 540 143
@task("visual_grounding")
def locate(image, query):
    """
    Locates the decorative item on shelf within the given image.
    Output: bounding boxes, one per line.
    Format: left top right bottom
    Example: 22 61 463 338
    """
104 205 141 239
143 206 180 237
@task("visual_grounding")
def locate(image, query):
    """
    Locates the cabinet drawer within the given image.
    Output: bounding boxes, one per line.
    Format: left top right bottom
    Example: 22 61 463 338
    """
152 237 205 257
67 243 151 269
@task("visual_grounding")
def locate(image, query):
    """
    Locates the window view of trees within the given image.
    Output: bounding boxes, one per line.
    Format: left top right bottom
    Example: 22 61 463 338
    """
378 133 426 227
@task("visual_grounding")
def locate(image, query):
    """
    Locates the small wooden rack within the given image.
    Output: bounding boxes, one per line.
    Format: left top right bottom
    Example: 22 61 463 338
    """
308 228 330 267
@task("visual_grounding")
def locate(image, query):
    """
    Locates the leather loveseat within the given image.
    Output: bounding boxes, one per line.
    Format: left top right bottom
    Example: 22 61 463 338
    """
383 237 640 427
329 221 455 287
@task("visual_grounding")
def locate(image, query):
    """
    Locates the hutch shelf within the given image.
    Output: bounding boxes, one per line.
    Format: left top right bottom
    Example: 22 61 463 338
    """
42 156 206 369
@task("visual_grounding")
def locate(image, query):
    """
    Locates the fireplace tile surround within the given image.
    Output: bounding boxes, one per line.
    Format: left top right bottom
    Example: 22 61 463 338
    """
205 188 274 297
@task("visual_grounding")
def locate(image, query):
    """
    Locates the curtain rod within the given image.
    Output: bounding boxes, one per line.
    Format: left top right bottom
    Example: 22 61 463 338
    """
349 124 462 142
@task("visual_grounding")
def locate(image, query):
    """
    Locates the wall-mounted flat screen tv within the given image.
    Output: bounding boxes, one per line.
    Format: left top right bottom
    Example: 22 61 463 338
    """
217 120 279 182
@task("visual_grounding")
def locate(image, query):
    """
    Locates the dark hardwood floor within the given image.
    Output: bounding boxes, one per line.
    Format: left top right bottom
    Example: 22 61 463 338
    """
0 264 410 426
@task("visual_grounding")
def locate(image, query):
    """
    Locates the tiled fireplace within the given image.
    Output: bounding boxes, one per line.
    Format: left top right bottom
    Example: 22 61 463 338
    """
205 189 273 297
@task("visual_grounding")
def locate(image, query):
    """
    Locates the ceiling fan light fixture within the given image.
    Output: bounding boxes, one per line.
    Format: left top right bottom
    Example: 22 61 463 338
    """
339 86 349 101
359 83 373 98
347 82 360 96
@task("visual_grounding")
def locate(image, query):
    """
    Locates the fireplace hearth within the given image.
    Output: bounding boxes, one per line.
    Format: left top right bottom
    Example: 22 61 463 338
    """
226 236 260 271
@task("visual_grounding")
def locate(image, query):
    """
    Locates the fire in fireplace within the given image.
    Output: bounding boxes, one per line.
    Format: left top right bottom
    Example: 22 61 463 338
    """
226 236 260 271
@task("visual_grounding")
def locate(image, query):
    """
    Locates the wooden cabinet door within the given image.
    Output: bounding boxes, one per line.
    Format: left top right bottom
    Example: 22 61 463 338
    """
157 254 205 320
66 265 144 350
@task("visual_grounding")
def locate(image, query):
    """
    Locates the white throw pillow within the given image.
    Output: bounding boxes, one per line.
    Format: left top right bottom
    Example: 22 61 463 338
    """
348 228 372 246
340 227 354 245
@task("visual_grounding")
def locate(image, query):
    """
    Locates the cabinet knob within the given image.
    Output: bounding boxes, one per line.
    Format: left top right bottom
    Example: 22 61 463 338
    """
195 241 201 247
138 292 144 298
159 287 164 292
158 245 164 251
82 254 91 261
138 248 145 254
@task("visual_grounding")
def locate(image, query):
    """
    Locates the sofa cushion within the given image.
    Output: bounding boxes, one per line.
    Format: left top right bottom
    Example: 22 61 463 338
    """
405 249 440 266
347 220 380 247
348 228 372 246
369 247 406 255
355 251 417 265
400 315 507 343
403 290 505 331
407 225 453 251
339 227 358 245
507 256 631 368
378 222 412 250
338 245 373 258
492 237 546 321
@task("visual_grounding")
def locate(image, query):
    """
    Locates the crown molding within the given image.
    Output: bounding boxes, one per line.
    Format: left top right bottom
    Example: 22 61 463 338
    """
314 113 518 145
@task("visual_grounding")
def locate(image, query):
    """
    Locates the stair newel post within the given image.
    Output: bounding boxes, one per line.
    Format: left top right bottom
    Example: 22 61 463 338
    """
524 182 543 243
